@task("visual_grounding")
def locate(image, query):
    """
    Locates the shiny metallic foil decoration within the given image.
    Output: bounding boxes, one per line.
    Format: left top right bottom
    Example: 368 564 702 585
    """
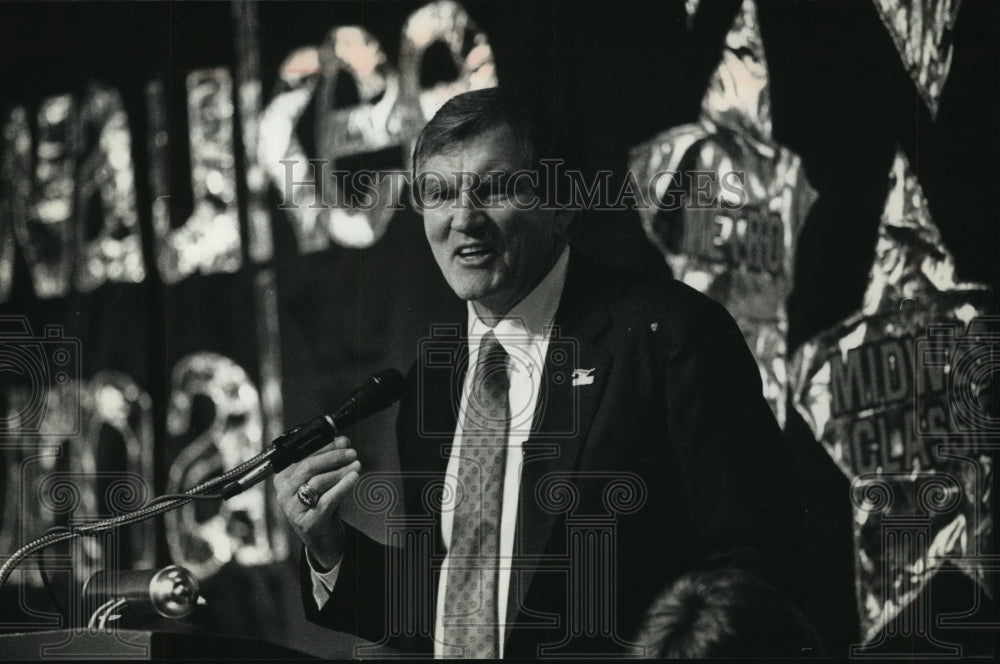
3 97 79 300
165 354 288 581
260 45 402 250
685 0 701 23
316 26 401 160
0 108 30 302
76 84 146 292
315 27 402 248
147 69 242 284
1 374 154 585
630 0 816 426
398 0 498 128
873 0 961 117
87 371 157 570
1 382 85 586
258 0 497 252
790 151 992 644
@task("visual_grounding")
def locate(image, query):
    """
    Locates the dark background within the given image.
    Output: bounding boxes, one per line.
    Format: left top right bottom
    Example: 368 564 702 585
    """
0 0 995 656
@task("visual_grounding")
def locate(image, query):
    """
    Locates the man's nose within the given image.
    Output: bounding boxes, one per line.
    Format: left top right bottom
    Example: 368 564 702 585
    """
450 192 487 233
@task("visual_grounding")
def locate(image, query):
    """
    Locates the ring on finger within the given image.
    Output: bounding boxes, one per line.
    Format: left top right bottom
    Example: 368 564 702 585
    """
296 483 321 509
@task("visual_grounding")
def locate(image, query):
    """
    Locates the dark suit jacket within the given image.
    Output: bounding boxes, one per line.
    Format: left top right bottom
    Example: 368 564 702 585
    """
302 251 804 657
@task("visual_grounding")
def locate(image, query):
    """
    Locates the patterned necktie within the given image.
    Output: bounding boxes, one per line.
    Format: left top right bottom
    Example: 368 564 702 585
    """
443 330 510 658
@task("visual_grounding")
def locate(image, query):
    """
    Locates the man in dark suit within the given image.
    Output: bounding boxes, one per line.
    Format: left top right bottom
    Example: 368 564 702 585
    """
275 89 803 658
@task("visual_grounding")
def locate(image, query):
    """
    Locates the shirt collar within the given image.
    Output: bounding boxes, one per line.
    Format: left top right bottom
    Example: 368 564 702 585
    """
467 246 570 353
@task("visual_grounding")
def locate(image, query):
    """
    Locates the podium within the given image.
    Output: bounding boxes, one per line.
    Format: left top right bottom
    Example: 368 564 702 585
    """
0 629 316 660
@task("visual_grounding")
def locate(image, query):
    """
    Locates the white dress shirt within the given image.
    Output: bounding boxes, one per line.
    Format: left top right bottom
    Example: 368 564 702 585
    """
309 246 570 658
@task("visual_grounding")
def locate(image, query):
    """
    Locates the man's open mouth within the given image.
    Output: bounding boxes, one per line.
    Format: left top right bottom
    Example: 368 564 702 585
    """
455 244 495 261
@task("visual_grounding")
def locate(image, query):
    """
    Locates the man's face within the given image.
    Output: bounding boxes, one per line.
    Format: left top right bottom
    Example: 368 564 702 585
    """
418 124 568 317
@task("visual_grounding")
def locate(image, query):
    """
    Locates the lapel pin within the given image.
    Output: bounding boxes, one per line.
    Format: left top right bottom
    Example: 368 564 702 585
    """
571 368 595 386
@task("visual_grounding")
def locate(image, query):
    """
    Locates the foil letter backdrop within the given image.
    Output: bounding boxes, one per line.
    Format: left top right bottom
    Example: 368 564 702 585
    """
790 151 992 649
0 89 146 302
685 0 701 23
75 84 147 292
0 108 33 303
164 353 288 581
31 97 77 299
398 0 498 125
1 87 147 302
872 0 962 117
1 372 154 587
629 0 816 426
1 97 80 300
148 69 243 283
1 0 498 298
258 0 497 252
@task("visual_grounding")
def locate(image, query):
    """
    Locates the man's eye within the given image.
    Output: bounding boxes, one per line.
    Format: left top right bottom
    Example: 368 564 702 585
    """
480 178 507 199
422 188 451 203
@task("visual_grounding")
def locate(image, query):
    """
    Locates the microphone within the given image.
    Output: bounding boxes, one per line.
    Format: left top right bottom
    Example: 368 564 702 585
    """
222 368 405 499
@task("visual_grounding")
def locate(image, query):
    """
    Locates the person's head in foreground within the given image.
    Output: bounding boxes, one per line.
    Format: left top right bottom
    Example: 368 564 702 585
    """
635 567 825 658
412 87 574 321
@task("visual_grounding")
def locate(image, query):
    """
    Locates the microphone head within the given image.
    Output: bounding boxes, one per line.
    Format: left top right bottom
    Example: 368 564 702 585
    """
264 368 406 474
370 368 406 400
332 368 406 429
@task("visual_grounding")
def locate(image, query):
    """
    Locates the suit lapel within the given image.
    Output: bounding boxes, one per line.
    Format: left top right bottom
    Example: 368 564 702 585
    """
407 330 467 653
409 327 467 566
414 327 468 477
506 252 614 631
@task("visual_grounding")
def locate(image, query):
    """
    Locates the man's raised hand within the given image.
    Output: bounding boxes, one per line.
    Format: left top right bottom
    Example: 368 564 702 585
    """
273 435 361 571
